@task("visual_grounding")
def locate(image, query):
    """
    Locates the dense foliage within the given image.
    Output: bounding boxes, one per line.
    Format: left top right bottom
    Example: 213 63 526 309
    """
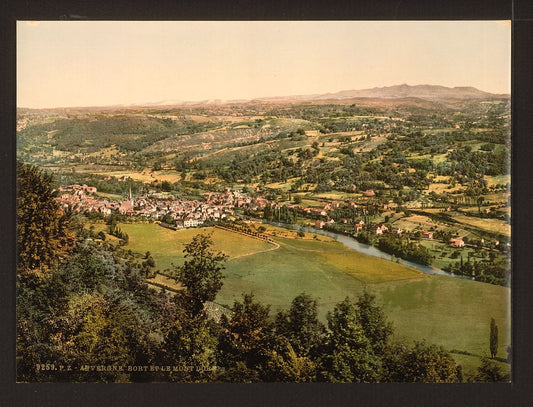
17 162 75 273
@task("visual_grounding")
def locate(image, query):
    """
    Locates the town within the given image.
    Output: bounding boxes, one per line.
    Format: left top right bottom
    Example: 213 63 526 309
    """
56 183 278 229
55 183 499 254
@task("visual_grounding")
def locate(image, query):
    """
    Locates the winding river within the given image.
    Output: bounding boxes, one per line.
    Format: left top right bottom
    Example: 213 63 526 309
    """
270 222 472 280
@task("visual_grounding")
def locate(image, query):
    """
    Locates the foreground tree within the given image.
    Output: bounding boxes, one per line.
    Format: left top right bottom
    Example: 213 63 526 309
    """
318 297 380 382
162 313 218 382
174 233 227 316
17 161 75 274
381 341 461 383
217 294 272 382
473 356 510 382
263 337 316 382
274 293 325 357
355 291 393 355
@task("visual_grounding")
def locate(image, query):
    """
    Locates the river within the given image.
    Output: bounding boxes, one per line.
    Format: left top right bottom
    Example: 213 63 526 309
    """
269 222 472 280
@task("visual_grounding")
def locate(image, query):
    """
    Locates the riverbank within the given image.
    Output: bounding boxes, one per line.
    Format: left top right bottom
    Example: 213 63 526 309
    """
267 221 472 280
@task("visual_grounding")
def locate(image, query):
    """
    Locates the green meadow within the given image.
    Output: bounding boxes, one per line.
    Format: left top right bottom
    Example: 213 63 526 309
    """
119 223 274 271
120 222 510 375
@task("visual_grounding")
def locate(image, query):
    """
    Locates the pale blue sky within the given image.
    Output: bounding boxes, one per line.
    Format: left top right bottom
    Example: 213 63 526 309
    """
17 21 511 108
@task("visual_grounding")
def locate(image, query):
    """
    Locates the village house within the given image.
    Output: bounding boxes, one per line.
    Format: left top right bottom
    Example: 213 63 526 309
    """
363 189 375 197
354 220 365 233
183 215 202 228
375 224 388 235
421 230 434 240
118 200 134 215
315 220 326 229
449 238 465 248
82 185 97 194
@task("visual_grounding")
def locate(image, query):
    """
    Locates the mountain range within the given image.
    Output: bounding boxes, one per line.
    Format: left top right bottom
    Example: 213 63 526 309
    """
254 84 508 103
130 84 508 108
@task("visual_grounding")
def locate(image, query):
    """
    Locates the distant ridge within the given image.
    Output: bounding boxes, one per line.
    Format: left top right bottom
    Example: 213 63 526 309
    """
17 84 509 110
253 84 508 103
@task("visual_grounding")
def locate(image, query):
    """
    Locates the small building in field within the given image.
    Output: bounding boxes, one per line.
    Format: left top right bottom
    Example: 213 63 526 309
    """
363 189 375 197
449 238 465 248
421 230 434 240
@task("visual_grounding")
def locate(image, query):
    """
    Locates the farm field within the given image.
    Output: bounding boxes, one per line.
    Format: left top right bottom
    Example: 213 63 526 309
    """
76 168 184 183
119 223 274 271
120 222 510 375
373 276 510 374
451 214 510 237
256 223 335 241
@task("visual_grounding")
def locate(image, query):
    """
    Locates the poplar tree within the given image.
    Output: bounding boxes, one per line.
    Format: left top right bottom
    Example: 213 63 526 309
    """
490 318 499 359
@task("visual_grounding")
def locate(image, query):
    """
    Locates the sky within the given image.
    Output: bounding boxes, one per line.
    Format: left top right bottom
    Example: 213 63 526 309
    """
17 21 511 108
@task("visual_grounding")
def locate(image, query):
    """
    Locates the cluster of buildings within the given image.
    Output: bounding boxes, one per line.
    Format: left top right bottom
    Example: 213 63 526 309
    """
55 185 277 229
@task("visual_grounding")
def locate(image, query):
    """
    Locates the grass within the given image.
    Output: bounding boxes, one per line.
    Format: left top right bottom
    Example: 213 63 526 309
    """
75 167 183 183
407 153 449 165
119 224 273 271
119 221 510 376
485 175 510 187
374 276 510 374
95 191 124 201
146 273 183 292
390 214 439 232
451 214 510 237
311 192 358 201
258 224 334 241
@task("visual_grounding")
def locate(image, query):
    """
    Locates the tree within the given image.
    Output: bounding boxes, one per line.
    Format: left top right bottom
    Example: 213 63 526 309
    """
355 291 393 354
490 317 499 359
263 337 316 382
174 233 227 316
318 297 380 382
161 180 172 192
17 162 75 273
474 356 509 382
274 293 325 357
381 341 461 383
217 293 272 382
163 313 217 382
